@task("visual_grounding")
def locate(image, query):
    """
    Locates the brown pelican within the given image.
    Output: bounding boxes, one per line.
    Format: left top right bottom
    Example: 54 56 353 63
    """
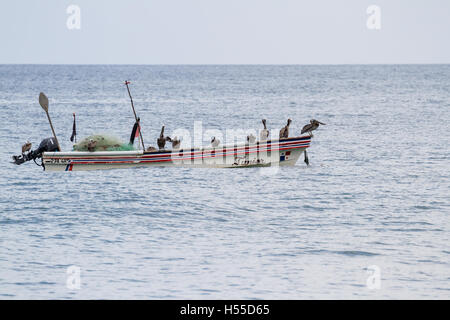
247 134 256 144
171 136 181 149
279 119 292 139
301 119 326 136
157 126 171 149
260 119 269 141
21 141 32 154
211 136 220 147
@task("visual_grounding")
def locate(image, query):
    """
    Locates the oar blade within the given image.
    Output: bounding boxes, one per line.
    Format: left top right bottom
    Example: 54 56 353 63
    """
39 92 49 112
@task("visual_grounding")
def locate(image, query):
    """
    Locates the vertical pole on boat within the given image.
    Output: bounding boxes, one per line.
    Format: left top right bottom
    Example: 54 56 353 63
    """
70 113 77 143
38 92 61 152
124 81 145 151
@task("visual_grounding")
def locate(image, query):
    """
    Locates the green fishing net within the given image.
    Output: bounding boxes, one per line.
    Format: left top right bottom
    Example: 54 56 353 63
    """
73 134 136 152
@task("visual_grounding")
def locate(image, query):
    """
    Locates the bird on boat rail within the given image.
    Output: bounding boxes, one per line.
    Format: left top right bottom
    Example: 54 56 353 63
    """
157 126 172 149
171 136 181 150
22 141 32 154
260 119 269 141
247 134 256 144
279 119 292 139
211 136 220 147
301 119 326 136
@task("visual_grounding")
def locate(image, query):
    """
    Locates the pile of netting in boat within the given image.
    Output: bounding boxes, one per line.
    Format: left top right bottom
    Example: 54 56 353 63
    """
73 134 136 151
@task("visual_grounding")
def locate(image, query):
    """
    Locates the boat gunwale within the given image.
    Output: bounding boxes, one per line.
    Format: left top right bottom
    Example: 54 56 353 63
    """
48 144 310 165
43 136 312 159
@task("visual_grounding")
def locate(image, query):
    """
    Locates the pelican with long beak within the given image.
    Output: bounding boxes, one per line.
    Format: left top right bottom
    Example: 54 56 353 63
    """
260 119 269 141
279 119 292 139
157 126 171 149
301 119 326 136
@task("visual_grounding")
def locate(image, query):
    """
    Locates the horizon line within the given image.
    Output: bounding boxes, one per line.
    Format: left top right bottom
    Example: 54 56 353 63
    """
1 63 450 66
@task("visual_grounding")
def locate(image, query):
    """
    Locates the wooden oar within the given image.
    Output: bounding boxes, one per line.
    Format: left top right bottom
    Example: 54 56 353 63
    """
39 92 61 151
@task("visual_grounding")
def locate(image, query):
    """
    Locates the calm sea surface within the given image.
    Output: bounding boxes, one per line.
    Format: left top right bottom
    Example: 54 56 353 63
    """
0 65 449 299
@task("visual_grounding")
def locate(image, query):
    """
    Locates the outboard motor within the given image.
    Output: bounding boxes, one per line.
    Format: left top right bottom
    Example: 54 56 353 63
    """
12 137 59 165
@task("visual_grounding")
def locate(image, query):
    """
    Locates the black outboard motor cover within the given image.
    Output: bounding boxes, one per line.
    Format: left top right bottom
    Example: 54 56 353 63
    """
37 137 59 154
12 137 59 165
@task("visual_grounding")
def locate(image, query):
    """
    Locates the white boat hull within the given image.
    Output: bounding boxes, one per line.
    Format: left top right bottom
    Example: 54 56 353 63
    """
42 136 311 171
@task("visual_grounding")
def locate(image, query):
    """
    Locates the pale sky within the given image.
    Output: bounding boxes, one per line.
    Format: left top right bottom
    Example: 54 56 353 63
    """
0 0 449 64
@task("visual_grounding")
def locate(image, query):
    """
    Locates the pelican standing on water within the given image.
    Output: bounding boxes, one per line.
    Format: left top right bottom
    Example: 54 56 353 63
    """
260 119 269 141
279 119 292 139
157 126 171 149
301 119 326 136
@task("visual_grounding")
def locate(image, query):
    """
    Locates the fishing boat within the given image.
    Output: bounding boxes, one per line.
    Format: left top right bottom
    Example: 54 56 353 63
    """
12 82 320 171
41 136 311 171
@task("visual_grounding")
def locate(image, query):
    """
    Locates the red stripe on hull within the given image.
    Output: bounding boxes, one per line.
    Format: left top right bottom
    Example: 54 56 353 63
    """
63 144 309 165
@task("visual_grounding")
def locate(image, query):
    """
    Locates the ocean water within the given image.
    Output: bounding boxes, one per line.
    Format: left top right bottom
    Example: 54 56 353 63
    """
0 65 449 299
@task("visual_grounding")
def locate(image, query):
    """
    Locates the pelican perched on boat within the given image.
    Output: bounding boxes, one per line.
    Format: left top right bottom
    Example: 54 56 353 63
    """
171 136 181 149
247 134 256 144
157 126 171 149
279 119 292 139
260 119 269 141
301 119 326 136
21 141 32 154
211 136 220 147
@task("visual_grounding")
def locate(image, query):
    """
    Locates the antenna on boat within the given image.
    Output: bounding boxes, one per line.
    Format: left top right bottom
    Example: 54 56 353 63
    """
38 92 61 152
124 81 145 150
